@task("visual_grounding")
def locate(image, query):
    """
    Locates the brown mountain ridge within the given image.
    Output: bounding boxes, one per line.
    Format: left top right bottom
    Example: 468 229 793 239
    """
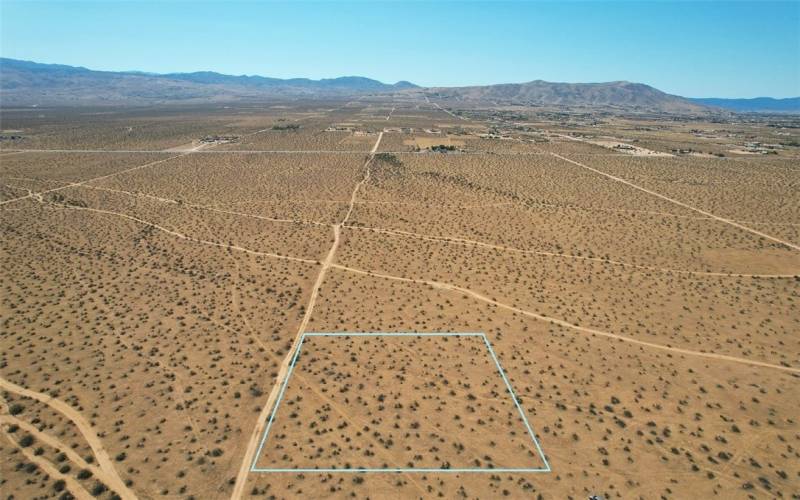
2 57 706 113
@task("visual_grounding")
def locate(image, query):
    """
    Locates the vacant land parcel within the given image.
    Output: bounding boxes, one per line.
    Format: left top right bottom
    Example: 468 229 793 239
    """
251 333 549 473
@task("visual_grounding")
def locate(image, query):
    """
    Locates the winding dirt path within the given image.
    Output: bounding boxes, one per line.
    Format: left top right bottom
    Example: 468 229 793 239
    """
0 377 137 499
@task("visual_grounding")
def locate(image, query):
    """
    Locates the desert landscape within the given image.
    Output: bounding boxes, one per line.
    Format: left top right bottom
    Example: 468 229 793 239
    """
1 94 798 500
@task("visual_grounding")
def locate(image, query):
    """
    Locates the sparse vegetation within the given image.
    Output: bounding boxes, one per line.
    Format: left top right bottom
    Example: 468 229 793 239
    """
1 100 797 500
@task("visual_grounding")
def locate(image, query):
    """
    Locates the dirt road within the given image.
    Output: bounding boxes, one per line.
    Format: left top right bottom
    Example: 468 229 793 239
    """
229 132 383 500
549 152 800 252
431 101 467 121
75 183 329 227
39 202 317 265
345 224 798 278
0 154 185 207
329 264 800 375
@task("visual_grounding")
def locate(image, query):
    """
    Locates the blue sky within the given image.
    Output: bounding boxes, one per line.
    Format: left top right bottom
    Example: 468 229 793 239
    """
1 1 798 98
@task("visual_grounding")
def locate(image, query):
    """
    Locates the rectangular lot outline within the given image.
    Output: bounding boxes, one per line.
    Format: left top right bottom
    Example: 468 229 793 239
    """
250 332 551 473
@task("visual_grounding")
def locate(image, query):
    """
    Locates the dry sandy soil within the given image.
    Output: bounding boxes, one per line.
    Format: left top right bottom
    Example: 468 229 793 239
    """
1 99 799 500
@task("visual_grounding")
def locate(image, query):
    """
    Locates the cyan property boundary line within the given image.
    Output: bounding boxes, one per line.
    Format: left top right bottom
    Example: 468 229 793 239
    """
250 332 551 473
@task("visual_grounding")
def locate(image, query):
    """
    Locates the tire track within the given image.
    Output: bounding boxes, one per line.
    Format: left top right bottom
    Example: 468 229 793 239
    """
0 377 137 499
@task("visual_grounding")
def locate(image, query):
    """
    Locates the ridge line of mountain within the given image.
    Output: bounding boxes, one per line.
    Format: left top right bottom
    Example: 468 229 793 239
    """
1 57 797 113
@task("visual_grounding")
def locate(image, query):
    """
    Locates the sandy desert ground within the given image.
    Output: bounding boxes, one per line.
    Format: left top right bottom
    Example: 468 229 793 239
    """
1 98 799 499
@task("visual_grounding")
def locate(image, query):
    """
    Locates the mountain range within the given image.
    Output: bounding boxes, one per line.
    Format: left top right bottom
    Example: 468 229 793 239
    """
0 58 416 105
1 58 797 113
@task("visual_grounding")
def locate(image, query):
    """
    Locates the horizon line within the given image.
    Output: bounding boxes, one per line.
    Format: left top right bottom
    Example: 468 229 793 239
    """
2 56 797 100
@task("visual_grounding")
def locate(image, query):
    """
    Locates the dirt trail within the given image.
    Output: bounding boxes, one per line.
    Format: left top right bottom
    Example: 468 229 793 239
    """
39 202 317 265
230 132 383 500
39 196 797 375
18 171 799 229
0 414 115 486
345 224 798 278
0 124 276 208
0 154 186 207
549 152 800 252
221 326 421 494
43 196 797 375
75 183 329 227
3 148 372 155
163 141 209 153
329 264 800 375
2 429 94 500
431 101 467 121
0 377 137 499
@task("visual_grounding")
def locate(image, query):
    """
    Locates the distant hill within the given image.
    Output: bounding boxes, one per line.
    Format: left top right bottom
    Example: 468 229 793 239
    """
163 71 417 92
2 57 791 114
0 58 417 105
688 97 800 113
427 80 708 114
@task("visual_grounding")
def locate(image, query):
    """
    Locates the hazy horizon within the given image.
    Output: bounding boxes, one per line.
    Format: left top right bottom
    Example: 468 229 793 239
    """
1 1 798 98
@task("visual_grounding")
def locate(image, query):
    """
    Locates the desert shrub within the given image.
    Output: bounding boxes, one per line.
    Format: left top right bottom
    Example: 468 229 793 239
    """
374 153 403 167
91 482 107 496
18 434 34 447
272 124 300 131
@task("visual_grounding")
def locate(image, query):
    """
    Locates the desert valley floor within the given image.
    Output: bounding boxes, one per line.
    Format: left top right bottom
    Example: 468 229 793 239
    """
1 97 799 499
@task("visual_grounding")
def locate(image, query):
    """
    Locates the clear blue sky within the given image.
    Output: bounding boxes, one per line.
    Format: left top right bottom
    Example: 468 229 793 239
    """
1 1 798 98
